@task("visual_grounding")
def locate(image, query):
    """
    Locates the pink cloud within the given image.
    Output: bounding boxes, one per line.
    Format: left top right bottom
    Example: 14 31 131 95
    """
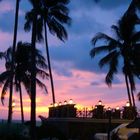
0 1 14 14
0 30 12 50
0 68 139 121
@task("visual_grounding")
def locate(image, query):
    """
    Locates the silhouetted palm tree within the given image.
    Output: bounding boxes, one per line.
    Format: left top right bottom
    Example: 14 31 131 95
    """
119 0 140 109
24 0 71 104
25 1 38 139
8 0 20 124
90 11 140 107
0 41 48 124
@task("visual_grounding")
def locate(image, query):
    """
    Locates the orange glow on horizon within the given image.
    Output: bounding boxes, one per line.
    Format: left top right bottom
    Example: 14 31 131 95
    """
0 68 140 120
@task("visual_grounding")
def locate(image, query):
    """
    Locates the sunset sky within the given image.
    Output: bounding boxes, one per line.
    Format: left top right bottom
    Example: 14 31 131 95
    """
0 0 140 120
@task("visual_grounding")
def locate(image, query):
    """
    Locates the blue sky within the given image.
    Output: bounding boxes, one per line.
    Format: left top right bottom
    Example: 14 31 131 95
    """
0 0 140 120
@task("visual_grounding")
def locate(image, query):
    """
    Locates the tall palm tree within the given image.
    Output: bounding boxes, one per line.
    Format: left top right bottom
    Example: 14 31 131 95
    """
24 0 71 104
8 0 20 124
26 1 38 139
0 41 48 124
90 10 140 107
24 0 71 137
118 0 140 108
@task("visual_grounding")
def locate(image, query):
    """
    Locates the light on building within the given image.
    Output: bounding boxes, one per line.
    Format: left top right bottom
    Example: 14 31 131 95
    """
64 100 67 105
58 102 62 106
69 99 73 104
116 106 120 110
126 101 130 107
54 103 58 107
108 107 111 111
98 100 102 105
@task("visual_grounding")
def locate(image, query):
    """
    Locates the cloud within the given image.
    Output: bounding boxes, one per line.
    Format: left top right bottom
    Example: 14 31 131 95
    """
53 61 73 77
1 68 139 120
48 1 131 76
95 0 130 10
0 0 14 14
0 0 139 120
69 0 130 11
90 81 100 86
0 0 31 32
0 12 15 32
0 30 13 50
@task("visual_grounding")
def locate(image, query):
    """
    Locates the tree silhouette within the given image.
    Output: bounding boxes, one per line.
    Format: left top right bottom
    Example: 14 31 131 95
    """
24 0 71 104
90 9 140 107
8 0 20 124
0 41 48 124
25 1 38 139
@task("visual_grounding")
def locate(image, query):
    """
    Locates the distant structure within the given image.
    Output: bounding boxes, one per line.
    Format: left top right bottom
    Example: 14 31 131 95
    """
122 101 137 119
48 100 136 120
49 99 77 118
92 100 104 119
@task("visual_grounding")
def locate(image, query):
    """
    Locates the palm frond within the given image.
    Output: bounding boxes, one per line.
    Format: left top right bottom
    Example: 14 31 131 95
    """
45 0 70 7
99 50 119 68
0 52 5 60
36 78 48 94
90 45 115 58
91 32 121 46
105 52 119 86
35 50 47 68
50 6 71 25
36 60 48 70
111 25 122 40
131 31 140 43
46 0 70 5
21 74 31 97
24 10 34 32
47 18 67 41
0 71 10 86
57 0 70 4
36 68 49 79
5 47 12 62
51 4 69 15
1 79 10 105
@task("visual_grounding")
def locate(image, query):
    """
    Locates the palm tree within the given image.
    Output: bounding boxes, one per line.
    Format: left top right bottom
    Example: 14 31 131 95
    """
0 41 48 124
119 0 140 109
7 0 20 124
25 1 38 139
24 0 71 137
90 10 140 107
24 0 71 104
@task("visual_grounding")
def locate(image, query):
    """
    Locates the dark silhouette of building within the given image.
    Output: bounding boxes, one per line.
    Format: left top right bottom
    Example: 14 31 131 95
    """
49 100 77 118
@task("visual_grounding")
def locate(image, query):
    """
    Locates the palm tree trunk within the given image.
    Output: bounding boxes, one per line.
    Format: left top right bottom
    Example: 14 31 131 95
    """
130 85 136 108
44 20 56 104
19 83 24 123
130 86 137 118
8 0 20 124
30 2 37 140
127 76 137 118
124 74 132 107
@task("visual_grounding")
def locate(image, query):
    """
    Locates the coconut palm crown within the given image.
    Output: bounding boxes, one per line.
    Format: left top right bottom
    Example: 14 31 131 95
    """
25 0 71 42
90 10 140 107
24 0 71 104
0 41 48 123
